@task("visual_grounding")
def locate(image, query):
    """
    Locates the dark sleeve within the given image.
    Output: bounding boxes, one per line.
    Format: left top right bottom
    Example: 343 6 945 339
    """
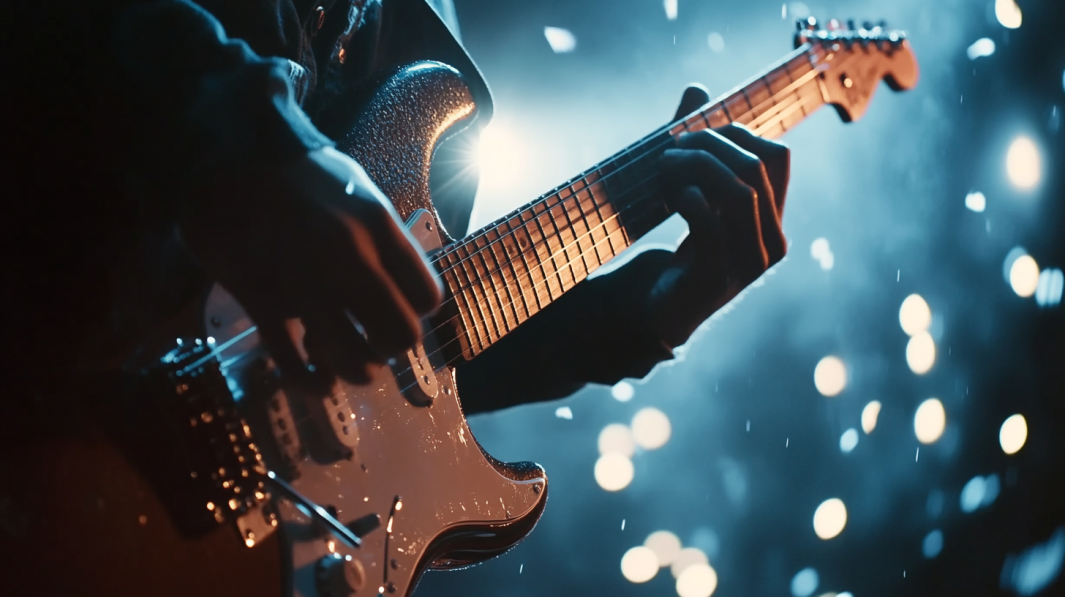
456 249 676 415
110 0 332 200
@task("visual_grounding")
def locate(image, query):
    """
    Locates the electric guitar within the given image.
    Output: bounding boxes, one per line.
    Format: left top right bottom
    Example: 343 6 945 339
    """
7 19 917 597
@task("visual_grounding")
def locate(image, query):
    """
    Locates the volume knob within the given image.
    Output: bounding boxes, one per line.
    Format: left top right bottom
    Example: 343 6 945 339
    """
315 555 366 596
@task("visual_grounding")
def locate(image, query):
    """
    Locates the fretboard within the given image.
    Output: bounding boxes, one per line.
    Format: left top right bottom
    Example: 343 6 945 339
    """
439 42 832 360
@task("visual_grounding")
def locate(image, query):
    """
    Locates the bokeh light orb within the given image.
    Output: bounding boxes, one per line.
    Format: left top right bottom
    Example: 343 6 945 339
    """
813 498 848 540
995 0 1023 29
790 567 820 597
999 414 1028 455
671 547 709 579
676 562 718 597
839 428 859 454
906 332 936 374
810 237 830 259
1010 255 1040 298
899 294 932 336
612 381 635 402
632 408 672 450
598 423 636 457
595 453 635 491
814 356 847 397
645 530 682 567
923 529 944 559
1006 135 1039 189
914 398 946 444
621 546 659 583
861 400 882 434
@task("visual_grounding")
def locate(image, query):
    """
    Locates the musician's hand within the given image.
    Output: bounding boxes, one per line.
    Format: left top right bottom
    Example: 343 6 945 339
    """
649 85 790 347
177 147 443 387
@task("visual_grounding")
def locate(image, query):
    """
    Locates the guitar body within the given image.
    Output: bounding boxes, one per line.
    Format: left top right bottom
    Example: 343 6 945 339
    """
0 62 547 597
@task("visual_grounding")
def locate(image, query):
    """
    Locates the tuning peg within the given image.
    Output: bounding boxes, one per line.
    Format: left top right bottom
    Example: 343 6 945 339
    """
878 19 888 29
862 20 874 30
846 19 856 31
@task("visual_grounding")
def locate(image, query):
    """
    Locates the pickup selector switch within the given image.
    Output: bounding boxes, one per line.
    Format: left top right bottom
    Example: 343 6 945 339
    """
315 555 365 596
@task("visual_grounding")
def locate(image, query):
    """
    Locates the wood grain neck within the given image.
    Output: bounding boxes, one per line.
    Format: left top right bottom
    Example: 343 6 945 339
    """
440 43 831 359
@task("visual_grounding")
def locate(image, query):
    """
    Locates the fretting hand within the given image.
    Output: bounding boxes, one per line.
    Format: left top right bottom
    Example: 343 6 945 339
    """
645 85 791 347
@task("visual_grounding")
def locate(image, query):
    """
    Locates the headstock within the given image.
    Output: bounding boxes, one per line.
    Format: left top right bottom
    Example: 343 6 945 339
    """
795 17 919 123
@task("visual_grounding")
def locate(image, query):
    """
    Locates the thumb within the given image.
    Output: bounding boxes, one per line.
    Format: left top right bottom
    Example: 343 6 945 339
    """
672 84 712 122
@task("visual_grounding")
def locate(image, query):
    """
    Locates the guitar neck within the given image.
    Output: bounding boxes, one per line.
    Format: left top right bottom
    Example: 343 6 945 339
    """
439 43 831 360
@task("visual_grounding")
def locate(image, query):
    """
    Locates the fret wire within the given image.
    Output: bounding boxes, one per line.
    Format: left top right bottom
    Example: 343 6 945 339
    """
543 197 573 292
430 46 837 351
519 209 550 309
561 187 593 280
527 205 560 302
500 217 534 319
473 237 514 334
443 254 485 353
458 243 500 343
489 225 528 323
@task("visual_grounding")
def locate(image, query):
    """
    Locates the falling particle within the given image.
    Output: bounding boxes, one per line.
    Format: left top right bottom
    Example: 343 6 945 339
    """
916 447 920 462
555 406 573 420
746 420 751 432
664 0 677 21
708 32 725 52
960 95 964 104
781 4 786 19
897 269 901 282
544 27 577 53
967 37 996 60
622 519 626 530
786 437 789 448
965 191 987 212
519 564 523 574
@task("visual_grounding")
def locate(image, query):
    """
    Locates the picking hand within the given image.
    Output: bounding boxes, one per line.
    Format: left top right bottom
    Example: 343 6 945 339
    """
649 85 790 347
178 147 443 387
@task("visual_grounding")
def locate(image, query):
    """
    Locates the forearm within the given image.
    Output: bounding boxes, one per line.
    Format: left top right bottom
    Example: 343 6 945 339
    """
110 0 331 196
456 249 675 415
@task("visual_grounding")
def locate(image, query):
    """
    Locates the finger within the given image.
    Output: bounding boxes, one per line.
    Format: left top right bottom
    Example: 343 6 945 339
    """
713 124 790 213
661 148 768 281
673 84 712 122
342 168 444 315
247 310 320 390
676 131 786 263
360 202 444 315
301 307 382 385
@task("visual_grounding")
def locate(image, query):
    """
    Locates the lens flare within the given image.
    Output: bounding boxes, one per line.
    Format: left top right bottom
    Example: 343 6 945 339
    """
621 546 659 583
1006 136 1040 189
906 332 936 374
861 401 882 434
676 562 718 597
595 453 635 491
899 294 932 336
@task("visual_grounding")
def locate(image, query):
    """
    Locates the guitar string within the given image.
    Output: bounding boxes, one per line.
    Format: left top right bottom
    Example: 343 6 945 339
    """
379 90 831 396
403 80 828 353
182 85 825 381
421 47 829 278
